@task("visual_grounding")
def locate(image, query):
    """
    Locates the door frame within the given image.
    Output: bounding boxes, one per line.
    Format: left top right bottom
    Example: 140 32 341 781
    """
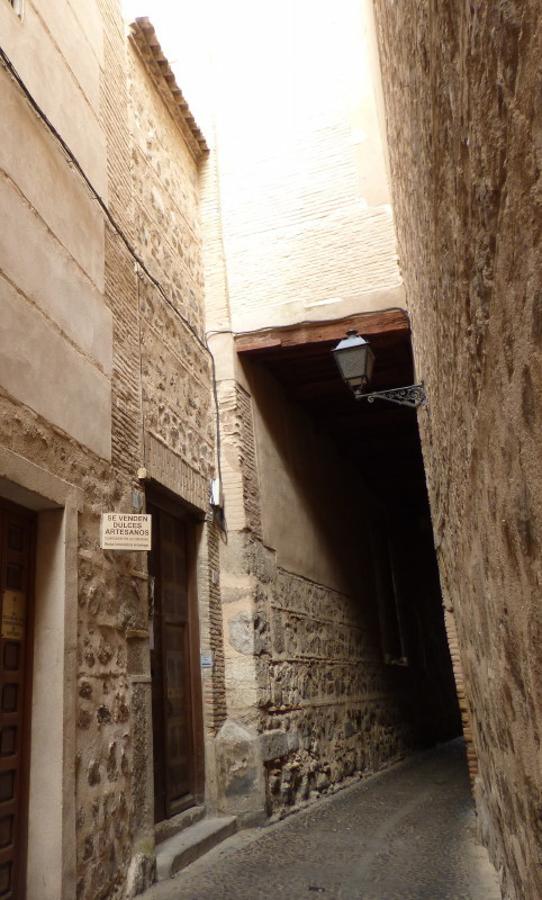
0 446 80 900
147 485 205 819
0 498 36 900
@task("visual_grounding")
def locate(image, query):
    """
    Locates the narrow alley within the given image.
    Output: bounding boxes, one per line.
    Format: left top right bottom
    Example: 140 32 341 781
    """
1 0 540 896
144 741 500 900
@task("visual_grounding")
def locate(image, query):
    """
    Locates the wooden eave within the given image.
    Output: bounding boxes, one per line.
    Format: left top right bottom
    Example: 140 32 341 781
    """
234 309 410 356
233 307 424 506
129 17 209 162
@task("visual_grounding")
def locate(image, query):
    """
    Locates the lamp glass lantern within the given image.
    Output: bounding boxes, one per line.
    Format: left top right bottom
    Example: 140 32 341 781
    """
332 330 375 397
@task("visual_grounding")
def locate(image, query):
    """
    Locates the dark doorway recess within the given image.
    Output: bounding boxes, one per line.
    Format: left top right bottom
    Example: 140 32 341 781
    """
0 500 35 900
236 309 462 748
148 491 204 823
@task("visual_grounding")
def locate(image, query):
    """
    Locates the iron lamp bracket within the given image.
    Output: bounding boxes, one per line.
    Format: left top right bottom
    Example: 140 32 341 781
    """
356 383 427 409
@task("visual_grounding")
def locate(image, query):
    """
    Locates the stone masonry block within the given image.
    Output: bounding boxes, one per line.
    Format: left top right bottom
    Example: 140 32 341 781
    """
260 729 289 762
215 719 266 822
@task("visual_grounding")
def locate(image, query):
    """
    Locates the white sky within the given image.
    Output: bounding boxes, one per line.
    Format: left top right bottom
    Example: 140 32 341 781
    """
122 0 213 123
121 0 301 143
121 0 372 152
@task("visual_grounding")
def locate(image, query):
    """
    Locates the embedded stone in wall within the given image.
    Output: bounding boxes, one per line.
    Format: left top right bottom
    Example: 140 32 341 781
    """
228 610 269 656
215 719 266 823
260 729 289 762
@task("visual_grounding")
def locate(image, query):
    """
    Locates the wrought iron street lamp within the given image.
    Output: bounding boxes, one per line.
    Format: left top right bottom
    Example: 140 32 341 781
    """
332 330 375 398
332 330 426 408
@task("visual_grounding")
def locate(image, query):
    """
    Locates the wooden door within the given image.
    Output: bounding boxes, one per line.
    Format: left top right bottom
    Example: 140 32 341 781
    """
0 503 34 899
149 503 202 822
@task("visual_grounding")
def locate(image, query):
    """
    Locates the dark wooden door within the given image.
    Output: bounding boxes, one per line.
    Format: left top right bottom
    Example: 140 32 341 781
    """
150 503 202 822
0 503 34 899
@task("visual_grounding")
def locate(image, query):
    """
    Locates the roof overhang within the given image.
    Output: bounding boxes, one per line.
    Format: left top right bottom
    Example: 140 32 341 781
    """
235 309 409 356
129 18 209 162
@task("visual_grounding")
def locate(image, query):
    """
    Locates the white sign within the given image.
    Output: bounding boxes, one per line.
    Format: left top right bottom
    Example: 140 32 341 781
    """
200 651 214 670
100 513 152 551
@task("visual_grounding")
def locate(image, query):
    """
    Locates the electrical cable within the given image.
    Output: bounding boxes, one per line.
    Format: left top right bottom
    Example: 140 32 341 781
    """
0 45 225 524
0 45 407 535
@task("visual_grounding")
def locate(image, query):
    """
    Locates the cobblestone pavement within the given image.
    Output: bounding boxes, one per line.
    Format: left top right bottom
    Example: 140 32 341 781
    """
144 740 501 900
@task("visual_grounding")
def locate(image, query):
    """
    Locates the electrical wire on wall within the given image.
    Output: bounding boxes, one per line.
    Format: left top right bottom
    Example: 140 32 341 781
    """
205 305 411 343
0 45 226 531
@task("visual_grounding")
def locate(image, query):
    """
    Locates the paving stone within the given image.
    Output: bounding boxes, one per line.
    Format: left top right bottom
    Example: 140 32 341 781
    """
143 741 501 900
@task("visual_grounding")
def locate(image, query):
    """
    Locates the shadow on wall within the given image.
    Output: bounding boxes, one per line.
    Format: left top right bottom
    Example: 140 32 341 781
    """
239 356 462 815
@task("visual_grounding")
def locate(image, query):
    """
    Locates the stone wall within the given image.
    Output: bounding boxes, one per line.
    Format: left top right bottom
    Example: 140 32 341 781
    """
128 28 227 795
212 353 458 821
77 12 222 898
129 44 206 336
372 3 542 898
0 2 221 897
263 566 415 815
0 0 110 459
0 1 122 896
75 4 147 897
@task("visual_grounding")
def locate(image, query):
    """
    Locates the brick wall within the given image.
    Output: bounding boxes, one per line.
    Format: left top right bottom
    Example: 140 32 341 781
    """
76 4 148 898
197 520 227 736
373 3 542 897
128 24 227 765
74 5 223 898
203 0 404 335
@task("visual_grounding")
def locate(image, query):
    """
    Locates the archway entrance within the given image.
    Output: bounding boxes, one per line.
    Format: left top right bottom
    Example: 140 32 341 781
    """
235 308 464 755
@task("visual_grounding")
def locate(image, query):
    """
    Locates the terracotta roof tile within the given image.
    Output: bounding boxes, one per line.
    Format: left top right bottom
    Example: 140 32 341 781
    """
129 17 208 161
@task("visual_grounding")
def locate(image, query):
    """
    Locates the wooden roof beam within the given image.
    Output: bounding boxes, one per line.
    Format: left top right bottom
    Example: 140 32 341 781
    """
234 309 410 356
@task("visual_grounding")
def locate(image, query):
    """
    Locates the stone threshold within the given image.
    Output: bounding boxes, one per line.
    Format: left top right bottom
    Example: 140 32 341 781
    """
155 804 206 846
155 815 238 881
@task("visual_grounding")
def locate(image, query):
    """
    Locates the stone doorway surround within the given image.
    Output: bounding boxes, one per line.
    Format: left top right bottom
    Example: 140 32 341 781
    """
0 446 80 900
